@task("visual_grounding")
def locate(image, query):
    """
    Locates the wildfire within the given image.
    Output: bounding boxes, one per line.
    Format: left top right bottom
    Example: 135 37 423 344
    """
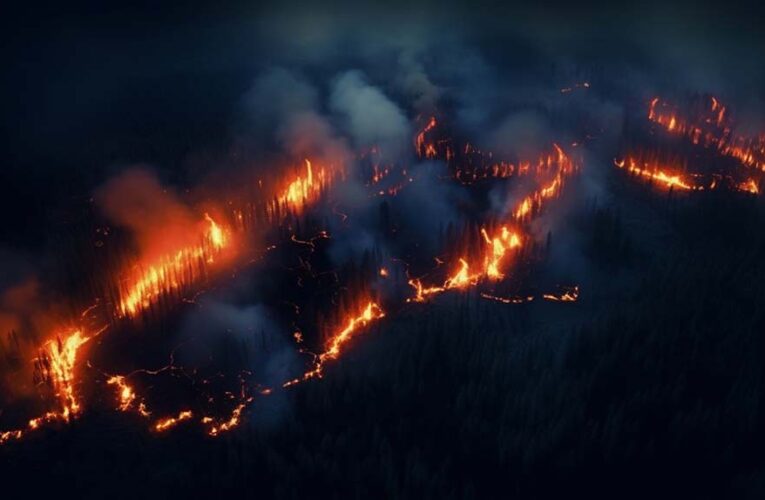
482 227 522 280
272 159 329 214
479 285 580 304
107 375 150 416
614 155 694 191
415 116 438 158
408 226 522 302
513 145 575 220
284 301 385 386
37 329 91 420
153 410 193 432
1 114 585 445
648 95 765 172
117 214 230 318
738 178 759 195
204 401 250 437
542 285 579 302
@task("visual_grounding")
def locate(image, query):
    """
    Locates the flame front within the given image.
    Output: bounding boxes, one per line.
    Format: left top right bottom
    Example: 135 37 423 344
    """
270 159 330 216
1 117 583 444
648 95 765 172
408 144 574 303
38 329 91 420
409 225 523 302
284 301 385 387
118 214 230 318
154 410 194 432
614 155 694 191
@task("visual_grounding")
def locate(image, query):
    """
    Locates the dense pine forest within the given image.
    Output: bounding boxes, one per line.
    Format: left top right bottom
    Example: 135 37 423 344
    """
3 183 763 499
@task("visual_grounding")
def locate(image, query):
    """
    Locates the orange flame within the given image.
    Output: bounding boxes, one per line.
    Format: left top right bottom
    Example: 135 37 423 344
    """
205 401 250 436
153 410 193 432
542 285 579 302
38 329 91 420
415 116 438 158
118 214 229 317
107 375 150 416
648 96 765 172
284 301 385 386
739 178 759 195
408 226 522 302
614 155 694 191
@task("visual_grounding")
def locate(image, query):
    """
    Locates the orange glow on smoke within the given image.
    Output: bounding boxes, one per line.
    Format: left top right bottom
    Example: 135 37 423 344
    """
204 401 250 437
542 285 579 302
738 178 759 195
117 214 230 318
1 117 585 444
408 144 575 303
273 159 329 214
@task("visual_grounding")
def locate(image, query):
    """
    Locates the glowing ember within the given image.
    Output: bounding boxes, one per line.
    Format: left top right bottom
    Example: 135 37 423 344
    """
407 144 574 303
284 301 385 386
153 410 193 432
480 293 534 304
482 227 522 280
542 285 579 302
205 401 250 436
272 159 329 215
204 213 226 251
513 145 575 220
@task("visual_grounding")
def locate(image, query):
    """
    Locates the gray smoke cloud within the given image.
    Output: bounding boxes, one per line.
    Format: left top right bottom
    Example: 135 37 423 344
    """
330 70 410 159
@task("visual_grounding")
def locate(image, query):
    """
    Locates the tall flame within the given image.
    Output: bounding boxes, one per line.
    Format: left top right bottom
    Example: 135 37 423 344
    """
118 214 229 318
648 96 765 172
272 159 329 215
38 329 91 420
